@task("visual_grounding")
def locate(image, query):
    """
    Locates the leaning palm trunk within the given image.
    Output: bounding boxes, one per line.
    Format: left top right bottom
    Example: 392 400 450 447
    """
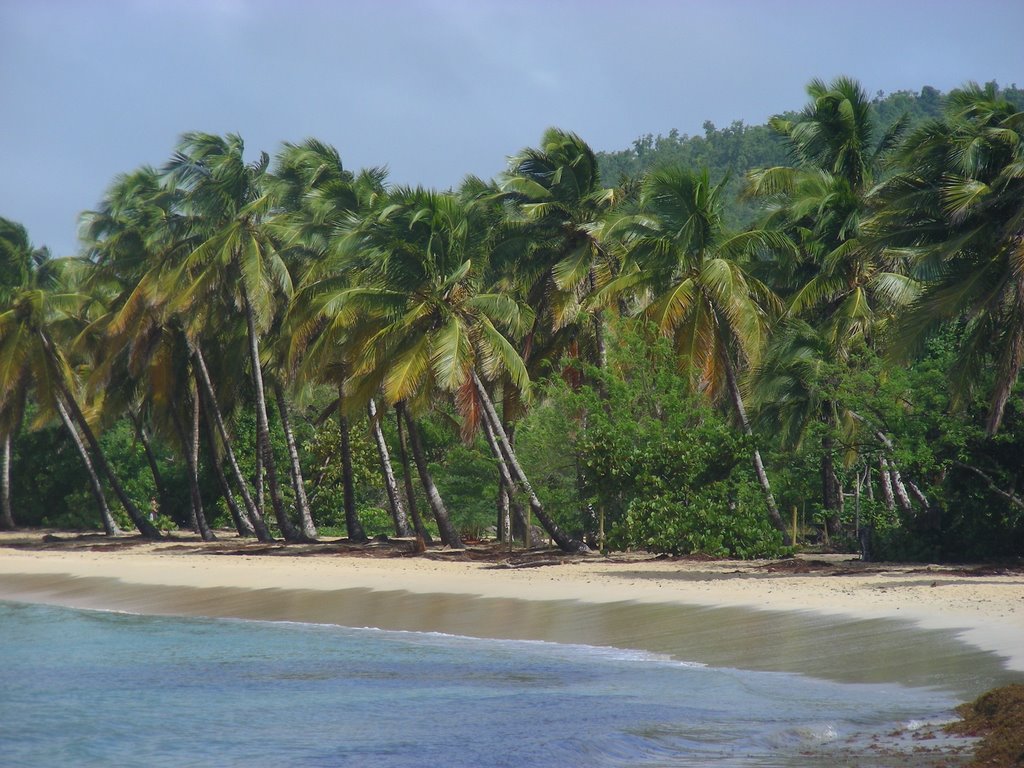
395 403 432 545
54 400 121 536
274 382 317 540
1 433 14 529
170 396 215 541
130 413 170 515
201 402 255 537
368 398 411 537
191 346 271 541
399 403 462 548
472 371 586 553
241 296 304 542
721 355 791 545
40 331 161 539
479 415 531 543
337 388 367 543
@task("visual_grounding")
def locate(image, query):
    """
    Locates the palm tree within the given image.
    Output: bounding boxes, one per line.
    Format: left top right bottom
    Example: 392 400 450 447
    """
166 132 309 542
275 139 392 542
748 76 914 351
339 187 586 552
498 128 622 371
0 239 161 538
610 167 792 542
80 168 268 540
0 218 43 529
746 78 916 531
869 82 1024 436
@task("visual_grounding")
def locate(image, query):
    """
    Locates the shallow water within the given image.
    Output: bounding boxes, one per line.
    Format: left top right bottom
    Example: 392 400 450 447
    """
0 572 1017 695
0 600 974 767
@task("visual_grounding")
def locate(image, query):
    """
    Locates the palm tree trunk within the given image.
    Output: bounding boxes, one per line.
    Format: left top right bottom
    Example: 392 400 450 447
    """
54 398 120 536
170 395 214 541
395 402 432 545
480 414 531 542
129 411 170 515
721 354 791 544
255 448 265 518
879 457 896 511
472 371 585 553
885 459 914 514
274 381 317 540
40 331 161 539
1 433 14 529
368 398 411 537
338 387 367 543
821 434 842 538
200 396 254 538
192 346 271 541
496 482 510 542
240 294 304 542
985 318 1024 436
399 403 462 548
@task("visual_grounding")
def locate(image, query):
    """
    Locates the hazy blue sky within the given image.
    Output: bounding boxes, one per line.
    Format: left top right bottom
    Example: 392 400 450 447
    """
2 0 1022 256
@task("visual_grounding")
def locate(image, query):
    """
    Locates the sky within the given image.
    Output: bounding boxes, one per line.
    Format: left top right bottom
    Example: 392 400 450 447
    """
2 0 1022 257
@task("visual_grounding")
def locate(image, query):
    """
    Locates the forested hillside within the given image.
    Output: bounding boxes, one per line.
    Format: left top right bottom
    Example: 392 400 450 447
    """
597 83 1022 225
1 78 1022 561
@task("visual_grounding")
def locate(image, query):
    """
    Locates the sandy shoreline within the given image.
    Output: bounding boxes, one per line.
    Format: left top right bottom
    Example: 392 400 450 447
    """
2 531 1023 693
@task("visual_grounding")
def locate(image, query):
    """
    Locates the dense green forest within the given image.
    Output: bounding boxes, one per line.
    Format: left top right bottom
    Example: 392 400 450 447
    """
1 77 1022 560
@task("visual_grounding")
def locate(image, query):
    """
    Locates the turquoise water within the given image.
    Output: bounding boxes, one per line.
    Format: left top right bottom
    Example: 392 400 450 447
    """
0 600 967 767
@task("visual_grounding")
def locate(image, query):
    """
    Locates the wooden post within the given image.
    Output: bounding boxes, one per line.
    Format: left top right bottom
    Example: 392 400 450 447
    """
791 505 798 547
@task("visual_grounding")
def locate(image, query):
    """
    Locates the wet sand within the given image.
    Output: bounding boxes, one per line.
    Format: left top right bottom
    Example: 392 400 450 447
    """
1 531 1022 697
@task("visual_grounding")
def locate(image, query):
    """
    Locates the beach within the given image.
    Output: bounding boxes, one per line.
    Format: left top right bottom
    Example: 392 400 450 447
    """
1 531 1022 691
3 531 1024 766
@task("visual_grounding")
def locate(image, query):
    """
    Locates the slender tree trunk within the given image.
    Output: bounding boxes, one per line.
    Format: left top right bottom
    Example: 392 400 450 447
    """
721 354 790 544
1 433 14 529
40 331 161 539
170 394 214 541
887 461 914 515
400 404 462 548
395 402 432 545
241 295 304 542
192 346 271 541
129 411 169 515
201 398 254 538
986 295 1024 436
472 370 586 553
496 482 510 542
368 398 411 537
254 447 265 518
337 387 368 543
54 399 120 536
879 457 896 511
480 414 531 541
821 434 842 538
274 381 317 540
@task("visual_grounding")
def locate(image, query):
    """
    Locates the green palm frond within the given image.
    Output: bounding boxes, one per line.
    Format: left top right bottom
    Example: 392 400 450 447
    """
475 315 530 395
429 316 472 391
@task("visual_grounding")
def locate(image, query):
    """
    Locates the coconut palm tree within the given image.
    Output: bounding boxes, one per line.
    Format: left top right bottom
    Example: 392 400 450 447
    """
338 187 586 551
746 78 916 531
165 132 309 542
0 236 161 538
0 218 42 529
609 167 792 541
498 128 622 371
80 168 270 540
869 82 1024 436
275 139 394 542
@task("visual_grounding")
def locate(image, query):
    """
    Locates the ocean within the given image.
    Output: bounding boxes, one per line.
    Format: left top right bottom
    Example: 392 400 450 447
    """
0 598 982 767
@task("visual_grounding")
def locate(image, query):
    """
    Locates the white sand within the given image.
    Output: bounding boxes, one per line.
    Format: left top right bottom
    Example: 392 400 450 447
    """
1 532 1022 671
